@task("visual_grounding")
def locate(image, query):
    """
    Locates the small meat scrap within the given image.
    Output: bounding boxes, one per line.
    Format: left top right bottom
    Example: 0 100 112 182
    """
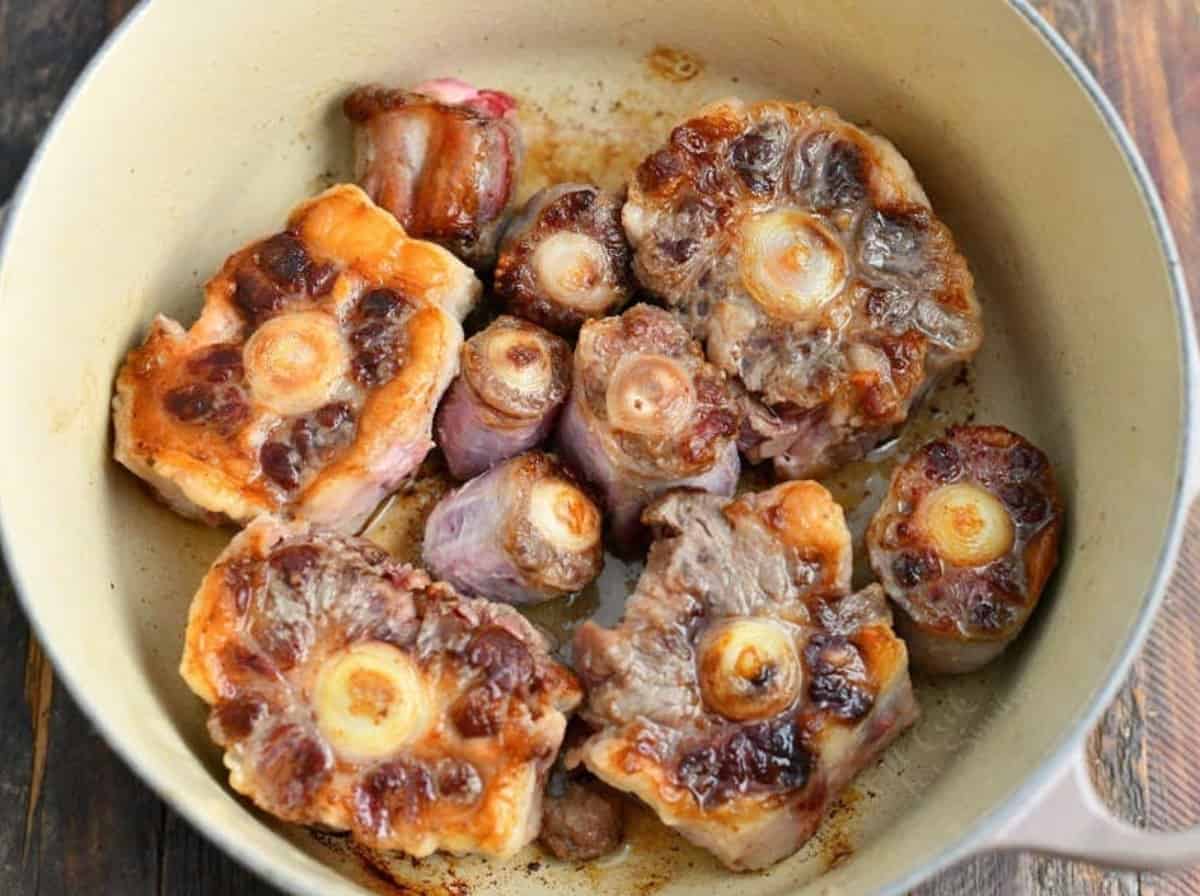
539 777 625 862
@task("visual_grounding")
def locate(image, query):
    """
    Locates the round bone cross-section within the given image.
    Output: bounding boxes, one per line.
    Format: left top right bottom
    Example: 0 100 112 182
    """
495 184 633 335
623 99 983 479
180 515 582 859
424 452 604 605
555 303 742 554
573 481 918 870
435 316 572 481
113 184 480 532
866 425 1064 674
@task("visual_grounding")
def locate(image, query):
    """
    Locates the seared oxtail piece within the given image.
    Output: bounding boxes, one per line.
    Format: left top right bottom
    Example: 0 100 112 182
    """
555 304 741 554
113 185 479 532
344 78 521 269
180 516 582 858
573 481 918 870
866 425 1063 674
623 98 982 479
495 184 633 335
424 452 603 606
435 315 571 481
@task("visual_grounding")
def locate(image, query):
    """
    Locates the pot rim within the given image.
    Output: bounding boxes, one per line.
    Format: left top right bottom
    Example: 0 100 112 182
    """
0 1 1192 894
881 1 1198 891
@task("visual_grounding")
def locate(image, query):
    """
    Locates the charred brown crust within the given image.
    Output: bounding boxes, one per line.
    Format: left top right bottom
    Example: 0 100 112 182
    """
112 185 472 530
623 99 982 479
867 425 1064 643
180 517 582 858
494 185 633 335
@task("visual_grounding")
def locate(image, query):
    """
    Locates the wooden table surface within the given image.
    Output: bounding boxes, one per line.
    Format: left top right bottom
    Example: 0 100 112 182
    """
0 1 1197 893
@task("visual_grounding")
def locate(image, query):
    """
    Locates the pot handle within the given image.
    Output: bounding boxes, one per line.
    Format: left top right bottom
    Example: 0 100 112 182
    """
983 744 1200 869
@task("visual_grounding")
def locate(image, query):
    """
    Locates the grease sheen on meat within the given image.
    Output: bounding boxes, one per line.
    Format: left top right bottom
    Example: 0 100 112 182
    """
113 185 479 532
573 482 918 870
866 425 1063 674
623 98 982 479
180 515 582 859
555 304 741 554
345 78 521 269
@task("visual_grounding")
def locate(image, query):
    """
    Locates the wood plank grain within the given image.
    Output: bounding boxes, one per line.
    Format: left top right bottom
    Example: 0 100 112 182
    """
1082 6 1200 896
21 639 53 866
28 702 164 895
0 0 112 199
156 810 281 896
1141 504 1200 896
0 574 39 892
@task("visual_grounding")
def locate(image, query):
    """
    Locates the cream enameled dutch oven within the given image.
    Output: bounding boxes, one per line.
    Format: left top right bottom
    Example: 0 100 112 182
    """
0 1 1197 893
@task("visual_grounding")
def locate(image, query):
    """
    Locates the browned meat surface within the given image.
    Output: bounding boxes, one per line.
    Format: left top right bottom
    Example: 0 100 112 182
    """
539 778 625 862
556 304 741 554
867 425 1063 674
495 184 633 335
345 78 521 269
179 515 582 859
573 481 917 870
623 98 982 479
112 185 478 532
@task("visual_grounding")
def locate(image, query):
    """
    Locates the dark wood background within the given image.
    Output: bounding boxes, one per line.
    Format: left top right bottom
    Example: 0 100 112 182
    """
0 1 1196 893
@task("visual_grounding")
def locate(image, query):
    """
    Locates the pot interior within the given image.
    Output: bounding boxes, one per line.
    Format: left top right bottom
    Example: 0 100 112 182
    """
0 1 1185 894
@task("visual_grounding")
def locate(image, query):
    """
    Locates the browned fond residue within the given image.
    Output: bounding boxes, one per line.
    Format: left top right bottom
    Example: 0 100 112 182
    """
364 453 455 564
646 45 704 82
516 92 674 196
309 830 471 896
519 110 639 193
817 785 863 871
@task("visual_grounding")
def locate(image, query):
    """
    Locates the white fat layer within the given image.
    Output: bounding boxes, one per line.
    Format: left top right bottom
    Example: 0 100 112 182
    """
403 115 432 188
